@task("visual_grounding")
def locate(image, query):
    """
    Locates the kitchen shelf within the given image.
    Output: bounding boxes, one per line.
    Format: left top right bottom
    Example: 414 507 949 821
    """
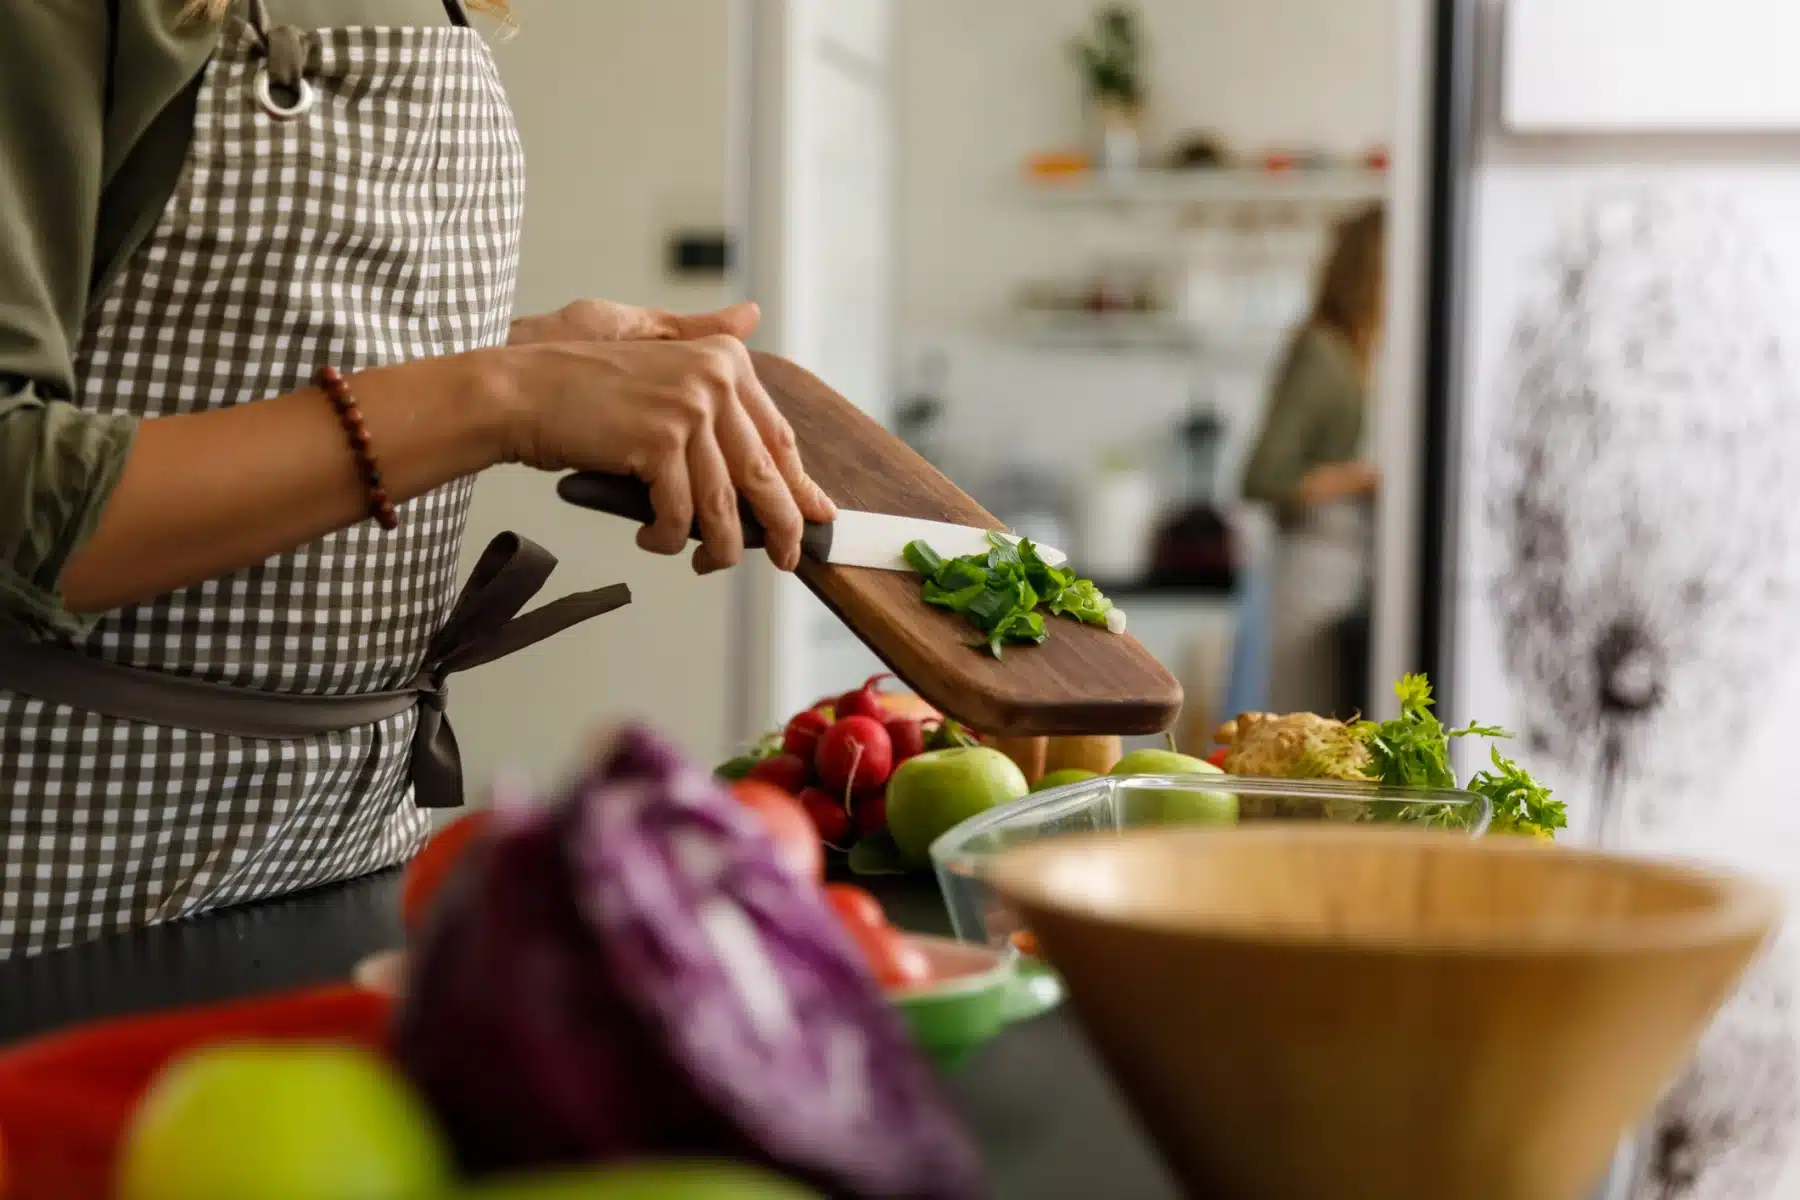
1001 310 1285 362
1018 166 1386 211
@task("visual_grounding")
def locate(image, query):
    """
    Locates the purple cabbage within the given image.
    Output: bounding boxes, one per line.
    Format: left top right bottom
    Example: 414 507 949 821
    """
391 725 986 1200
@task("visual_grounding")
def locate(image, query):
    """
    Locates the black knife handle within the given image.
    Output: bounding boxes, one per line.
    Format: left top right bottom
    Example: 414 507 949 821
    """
556 471 834 561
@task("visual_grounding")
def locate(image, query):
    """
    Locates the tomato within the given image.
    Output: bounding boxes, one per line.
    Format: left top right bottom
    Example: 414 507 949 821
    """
842 922 932 989
730 780 824 882
823 884 887 933
1205 746 1230 769
400 811 493 935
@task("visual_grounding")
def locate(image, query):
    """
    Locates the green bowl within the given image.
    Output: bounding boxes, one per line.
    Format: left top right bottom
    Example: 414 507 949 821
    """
887 935 1062 1071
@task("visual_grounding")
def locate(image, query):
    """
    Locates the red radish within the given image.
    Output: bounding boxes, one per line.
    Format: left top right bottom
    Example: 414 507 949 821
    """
883 717 925 764
799 787 851 844
833 673 892 723
816 716 894 795
780 710 831 763
746 752 809 795
855 794 889 836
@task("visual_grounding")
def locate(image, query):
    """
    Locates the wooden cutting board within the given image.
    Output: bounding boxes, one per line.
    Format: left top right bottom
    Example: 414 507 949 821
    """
567 351 1183 737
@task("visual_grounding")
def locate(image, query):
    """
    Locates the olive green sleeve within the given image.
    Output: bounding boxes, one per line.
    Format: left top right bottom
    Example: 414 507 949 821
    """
0 1 139 642
1240 330 1359 512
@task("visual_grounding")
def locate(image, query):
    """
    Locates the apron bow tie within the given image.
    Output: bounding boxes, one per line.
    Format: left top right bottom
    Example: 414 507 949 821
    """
404 533 631 808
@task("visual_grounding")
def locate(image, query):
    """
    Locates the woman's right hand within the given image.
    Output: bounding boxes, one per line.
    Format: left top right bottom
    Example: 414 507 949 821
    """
497 333 837 574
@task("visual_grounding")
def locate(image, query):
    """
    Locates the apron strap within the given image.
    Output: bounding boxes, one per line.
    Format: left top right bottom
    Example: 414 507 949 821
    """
0 533 631 810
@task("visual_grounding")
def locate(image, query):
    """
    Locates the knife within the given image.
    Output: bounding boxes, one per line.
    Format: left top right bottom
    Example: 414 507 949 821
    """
556 471 1068 572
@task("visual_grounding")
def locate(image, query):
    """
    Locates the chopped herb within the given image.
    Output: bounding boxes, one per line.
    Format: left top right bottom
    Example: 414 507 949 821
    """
903 534 1115 658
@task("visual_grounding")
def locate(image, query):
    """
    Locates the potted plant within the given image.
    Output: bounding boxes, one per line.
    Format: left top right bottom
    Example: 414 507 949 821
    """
1071 4 1145 174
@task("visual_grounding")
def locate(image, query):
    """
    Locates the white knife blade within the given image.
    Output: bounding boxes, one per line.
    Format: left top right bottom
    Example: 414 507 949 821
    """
552 473 1068 572
818 511 1068 572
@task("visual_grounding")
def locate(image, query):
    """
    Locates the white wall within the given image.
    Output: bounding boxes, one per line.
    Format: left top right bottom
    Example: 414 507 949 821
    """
450 2 739 795
894 0 1398 330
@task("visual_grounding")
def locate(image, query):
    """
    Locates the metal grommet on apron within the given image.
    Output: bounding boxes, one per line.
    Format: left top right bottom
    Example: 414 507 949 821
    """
247 0 318 119
0 0 625 959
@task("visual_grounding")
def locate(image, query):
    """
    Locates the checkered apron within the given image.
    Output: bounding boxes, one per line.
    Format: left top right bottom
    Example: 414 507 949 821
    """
0 2 616 959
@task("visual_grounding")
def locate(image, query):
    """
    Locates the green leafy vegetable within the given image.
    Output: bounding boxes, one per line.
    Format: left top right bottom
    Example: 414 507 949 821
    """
1354 674 1563 840
1359 674 1503 792
847 829 908 876
713 731 784 780
904 534 1114 658
1467 746 1568 841
924 718 982 751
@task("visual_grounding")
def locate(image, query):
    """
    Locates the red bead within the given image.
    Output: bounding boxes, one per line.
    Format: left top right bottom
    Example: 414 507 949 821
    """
318 362 400 534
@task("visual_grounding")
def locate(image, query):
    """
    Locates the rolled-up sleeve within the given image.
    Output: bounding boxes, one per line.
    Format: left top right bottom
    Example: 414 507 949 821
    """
0 1 140 641
1240 331 1355 514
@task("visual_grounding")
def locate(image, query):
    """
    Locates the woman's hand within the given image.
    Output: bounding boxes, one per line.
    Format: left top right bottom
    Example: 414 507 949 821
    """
499 332 836 574
508 299 761 347
1294 460 1380 508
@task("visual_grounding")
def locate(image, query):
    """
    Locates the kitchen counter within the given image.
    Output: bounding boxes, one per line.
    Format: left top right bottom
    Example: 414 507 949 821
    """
0 869 1182 1200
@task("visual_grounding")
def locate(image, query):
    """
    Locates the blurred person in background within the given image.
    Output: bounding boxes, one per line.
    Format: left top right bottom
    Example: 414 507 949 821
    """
1240 203 1385 716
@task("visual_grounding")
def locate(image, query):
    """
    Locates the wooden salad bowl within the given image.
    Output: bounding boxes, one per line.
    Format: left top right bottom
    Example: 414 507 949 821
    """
988 825 1780 1200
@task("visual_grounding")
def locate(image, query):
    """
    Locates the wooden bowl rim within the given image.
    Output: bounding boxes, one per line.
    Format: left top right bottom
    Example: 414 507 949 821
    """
987 825 1783 956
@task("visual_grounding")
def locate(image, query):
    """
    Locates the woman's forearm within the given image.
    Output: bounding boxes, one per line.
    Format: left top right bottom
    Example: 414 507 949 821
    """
59 351 521 615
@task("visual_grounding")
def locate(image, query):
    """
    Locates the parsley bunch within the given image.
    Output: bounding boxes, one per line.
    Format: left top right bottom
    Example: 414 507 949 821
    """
1358 675 1567 839
904 535 1114 658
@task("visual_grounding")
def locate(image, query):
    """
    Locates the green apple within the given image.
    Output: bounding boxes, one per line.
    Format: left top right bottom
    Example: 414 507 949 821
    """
1032 767 1100 793
463 1162 820 1198
887 746 1030 866
1109 748 1222 777
1110 748 1237 825
118 1044 452 1200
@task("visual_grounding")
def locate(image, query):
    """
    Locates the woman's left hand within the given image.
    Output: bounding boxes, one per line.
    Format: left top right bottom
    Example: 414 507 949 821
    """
509 299 761 347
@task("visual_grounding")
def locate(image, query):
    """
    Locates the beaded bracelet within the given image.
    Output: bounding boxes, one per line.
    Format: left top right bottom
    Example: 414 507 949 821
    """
315 365 399 531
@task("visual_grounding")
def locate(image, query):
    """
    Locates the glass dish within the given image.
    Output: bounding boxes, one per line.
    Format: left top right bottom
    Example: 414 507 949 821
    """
929 773 1491 949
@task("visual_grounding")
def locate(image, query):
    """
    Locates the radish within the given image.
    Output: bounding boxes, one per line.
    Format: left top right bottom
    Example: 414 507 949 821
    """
781 709 832 762
834 673 893 724
884 717 926 765
798 786 851 844
746 752 809 795
855 794 889 836
816 716 894 795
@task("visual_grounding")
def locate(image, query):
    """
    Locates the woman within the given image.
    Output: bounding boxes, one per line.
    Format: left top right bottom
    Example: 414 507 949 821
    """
1241 204 1384 717
0 0 835 958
